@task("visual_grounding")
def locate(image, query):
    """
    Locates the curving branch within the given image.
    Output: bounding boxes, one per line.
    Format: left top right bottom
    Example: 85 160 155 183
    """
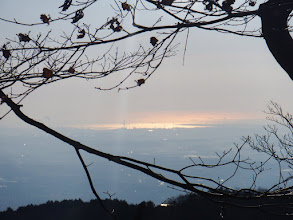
2 0 293 217
259 0 293 79
3 88 293 216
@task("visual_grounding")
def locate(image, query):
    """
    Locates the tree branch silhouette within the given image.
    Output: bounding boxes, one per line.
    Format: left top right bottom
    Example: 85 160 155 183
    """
3 88 293 215
1 0 293 217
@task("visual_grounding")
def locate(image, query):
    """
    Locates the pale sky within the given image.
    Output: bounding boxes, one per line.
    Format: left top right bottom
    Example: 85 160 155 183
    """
1 0 293 129
1 0 293 210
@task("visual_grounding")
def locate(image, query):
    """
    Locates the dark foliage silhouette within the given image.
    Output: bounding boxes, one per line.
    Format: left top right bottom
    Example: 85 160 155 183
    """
1 193 293 220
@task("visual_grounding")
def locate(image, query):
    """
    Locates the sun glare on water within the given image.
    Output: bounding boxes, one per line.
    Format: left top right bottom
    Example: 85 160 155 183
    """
78 123 210 130
71 112 261 130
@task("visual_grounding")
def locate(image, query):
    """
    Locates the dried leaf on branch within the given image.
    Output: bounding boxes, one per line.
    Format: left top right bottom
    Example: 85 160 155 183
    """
108 18 122 32
2 44 11 59
136 79 145 86
222 0 235 13
68 67 75 73
40 14 50 24
249 1 256 6
150 37 158 46
17 33 31 43
42 68 53 79
121 2 131 11
59 0 73 11
161 0 174 6
205 2 213 11
72 10 84 23
77 29 86 39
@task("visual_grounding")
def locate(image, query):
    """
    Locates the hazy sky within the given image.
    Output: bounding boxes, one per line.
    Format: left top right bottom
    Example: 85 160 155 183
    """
1 0 293 129
1 0 293 211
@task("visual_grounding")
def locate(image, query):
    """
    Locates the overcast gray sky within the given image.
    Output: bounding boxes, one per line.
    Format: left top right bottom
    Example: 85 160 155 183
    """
1 0 293 129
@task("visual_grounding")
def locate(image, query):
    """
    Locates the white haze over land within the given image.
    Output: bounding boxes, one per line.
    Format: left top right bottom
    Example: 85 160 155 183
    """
0 122 284 211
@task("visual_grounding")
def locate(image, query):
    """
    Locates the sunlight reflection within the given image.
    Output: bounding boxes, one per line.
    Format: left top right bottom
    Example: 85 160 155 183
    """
69 111 262 130
74 123 212 130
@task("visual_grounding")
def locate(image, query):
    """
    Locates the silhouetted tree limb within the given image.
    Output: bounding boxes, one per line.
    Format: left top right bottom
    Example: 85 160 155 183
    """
3 88 293 216
1 0 292 105
259 0 293 79
1 0 293 217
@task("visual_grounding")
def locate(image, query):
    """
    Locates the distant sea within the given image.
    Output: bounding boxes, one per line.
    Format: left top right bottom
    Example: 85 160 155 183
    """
0 122 286 211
